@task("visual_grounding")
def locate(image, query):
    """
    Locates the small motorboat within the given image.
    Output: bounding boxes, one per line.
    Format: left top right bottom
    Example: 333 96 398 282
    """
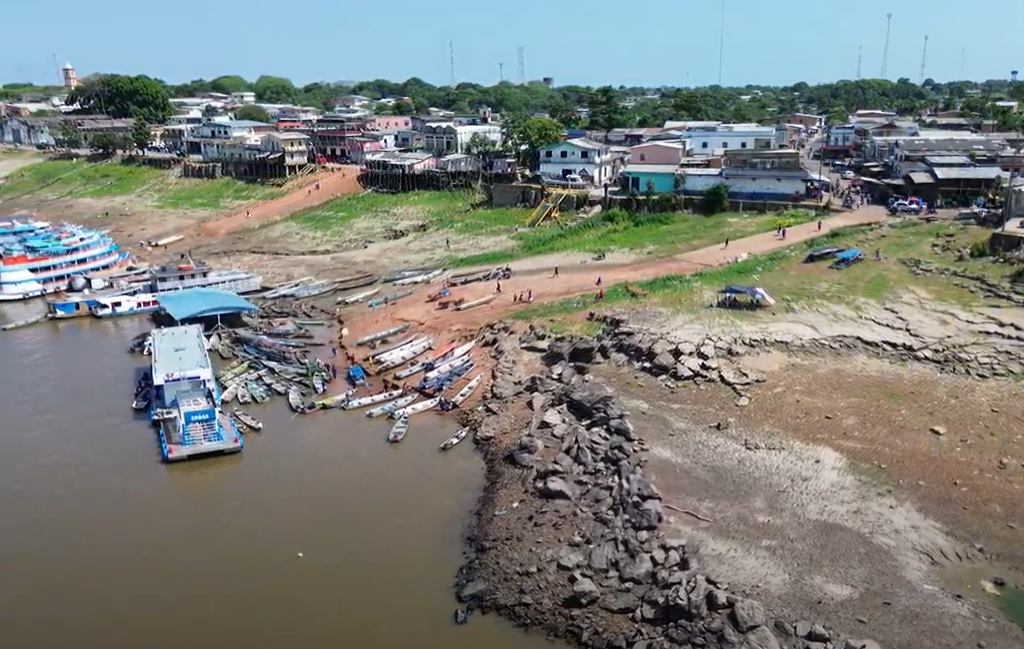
365 393 418 418
288 387 307 413
312 374 326 394
341 389 404 410
451 374 483 406
221 384 238 403
236 384 252 404
439 427 469 451
233 408 264 432
131 392 151 411
388 415 410 444
391 396 441 419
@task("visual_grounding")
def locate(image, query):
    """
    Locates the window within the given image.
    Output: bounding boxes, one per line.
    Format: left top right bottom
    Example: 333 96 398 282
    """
581 151 589 159
740 142 747 149
639 153 646 162
701 142 708 149
545 151 552 158
722 142 728 149
560 150 568 158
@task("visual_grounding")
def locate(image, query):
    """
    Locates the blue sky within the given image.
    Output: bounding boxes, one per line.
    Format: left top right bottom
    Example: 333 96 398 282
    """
2 0 1021 88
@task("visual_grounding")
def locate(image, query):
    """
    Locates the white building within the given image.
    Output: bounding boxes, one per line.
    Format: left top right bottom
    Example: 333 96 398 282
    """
539 138 621 186
680 123 777 155
231 91 256 105
420 123 502 154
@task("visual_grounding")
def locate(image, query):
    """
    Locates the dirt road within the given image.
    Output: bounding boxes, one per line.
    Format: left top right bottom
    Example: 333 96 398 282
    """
197 165 361 238
337 207 888 344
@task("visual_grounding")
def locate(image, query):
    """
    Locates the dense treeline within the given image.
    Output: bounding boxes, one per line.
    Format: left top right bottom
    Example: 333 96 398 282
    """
5 73 1023 131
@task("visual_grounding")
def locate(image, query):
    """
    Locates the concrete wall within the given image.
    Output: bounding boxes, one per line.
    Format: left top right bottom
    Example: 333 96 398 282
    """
629 143 683 165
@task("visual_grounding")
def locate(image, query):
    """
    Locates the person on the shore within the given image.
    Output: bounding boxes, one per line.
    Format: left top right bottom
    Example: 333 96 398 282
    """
596 276 602 286
496 281 501 294
724 237 730 248
331 365 338 380
527 289 532 302
445 238 450 249
553 266 559 278
331 346 337 357
817 219 822 231
781 228 787 239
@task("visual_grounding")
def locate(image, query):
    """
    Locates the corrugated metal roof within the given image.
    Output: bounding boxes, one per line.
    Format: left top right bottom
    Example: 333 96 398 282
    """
931 167 1009 181
907 172 935 184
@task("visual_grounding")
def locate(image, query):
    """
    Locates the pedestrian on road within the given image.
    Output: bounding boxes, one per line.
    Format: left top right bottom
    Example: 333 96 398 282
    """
817 219 822 231
553 266 559 278
723 237 730 248
513 293 519 303
445 238 450 249
527 289 533 302
781 228 787 239
596 277 602 286
496 281 502 293
331 346 337 357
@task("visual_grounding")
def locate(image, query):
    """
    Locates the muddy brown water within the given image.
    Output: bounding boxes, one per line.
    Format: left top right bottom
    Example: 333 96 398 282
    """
0 305 563 649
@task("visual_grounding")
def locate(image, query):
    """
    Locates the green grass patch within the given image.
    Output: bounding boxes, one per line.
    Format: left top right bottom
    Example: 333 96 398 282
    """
447 208 815 268
153 178 283 209
0 159 164 199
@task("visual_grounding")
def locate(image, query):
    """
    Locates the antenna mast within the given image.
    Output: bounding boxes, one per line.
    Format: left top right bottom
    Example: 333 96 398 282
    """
918 35 929 84
880 13 892 79
856 45 862 80
499 62 504 83
960 46 966 77
517 46 526 84
449 41 456 89
717 0 725 85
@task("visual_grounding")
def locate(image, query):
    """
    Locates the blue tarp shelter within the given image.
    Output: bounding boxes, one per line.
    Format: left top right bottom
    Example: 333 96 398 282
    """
718 285 776 305
156 289 258 322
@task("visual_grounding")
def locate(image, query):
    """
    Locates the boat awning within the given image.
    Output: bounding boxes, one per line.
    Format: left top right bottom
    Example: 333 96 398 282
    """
156 288 258 321
719 285 776 305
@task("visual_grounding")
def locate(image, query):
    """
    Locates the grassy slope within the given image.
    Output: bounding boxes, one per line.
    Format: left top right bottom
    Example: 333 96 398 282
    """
0 159 283 208
515 220 1000 323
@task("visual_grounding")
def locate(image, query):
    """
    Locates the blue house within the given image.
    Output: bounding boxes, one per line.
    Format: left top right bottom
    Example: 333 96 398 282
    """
621 164 681 193
0 116 58 147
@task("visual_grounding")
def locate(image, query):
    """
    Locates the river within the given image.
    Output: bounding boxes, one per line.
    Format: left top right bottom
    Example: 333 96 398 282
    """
0 304 562 649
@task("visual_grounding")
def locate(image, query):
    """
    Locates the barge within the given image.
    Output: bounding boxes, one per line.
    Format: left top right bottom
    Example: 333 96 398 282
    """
149 324 243 462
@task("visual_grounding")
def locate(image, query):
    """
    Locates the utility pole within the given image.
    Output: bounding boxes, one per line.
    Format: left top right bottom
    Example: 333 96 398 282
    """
517 46 526 84
717 0 726 85
449 41 456 89
880 13 892 80
918 35 929 85
856 45 862 80
499 62 504 83
960 46 966 78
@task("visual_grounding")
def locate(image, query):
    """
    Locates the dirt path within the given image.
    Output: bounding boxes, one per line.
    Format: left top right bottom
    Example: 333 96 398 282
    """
197 165 361 238
336 207 888 344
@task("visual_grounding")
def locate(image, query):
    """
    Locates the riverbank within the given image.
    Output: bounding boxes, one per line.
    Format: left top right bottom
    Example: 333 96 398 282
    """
454 313 1024 649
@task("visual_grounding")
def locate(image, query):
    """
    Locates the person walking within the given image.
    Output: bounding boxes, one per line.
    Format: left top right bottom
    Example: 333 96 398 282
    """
723 237 730 248
817 219 822 231
496 281 501 294
552 266 559 278
527 289 532 302
596 277 602 287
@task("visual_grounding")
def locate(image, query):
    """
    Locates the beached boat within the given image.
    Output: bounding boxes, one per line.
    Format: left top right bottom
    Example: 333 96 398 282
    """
341 389 404 410
336 287 380 305
456 293 498 311
354 323 411 346
368 288 415 309
313 389 355 410
392 268 446 286
394 341 459 379
291 280 338 299
256 277 314 299
451 373 483 406
271 381 289 395
312 374 326 394
247 380 271 403
288 387 307 412
294 319 327 327
375 337 433 370
392 396 441 418
382 268 433 283
439 427 469 451
233 408 263 432
424 353 473 383
421 362 474 393
217 361 249 383
388 415 410 444
367 335 418 361
365 393 418 418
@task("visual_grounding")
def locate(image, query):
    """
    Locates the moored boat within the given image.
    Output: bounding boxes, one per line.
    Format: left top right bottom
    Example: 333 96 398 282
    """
439 427 469 451
394 341 460 379
424 353 473 382
451 373 483 406
367 335 418 361
392 268 446 286
288 387 307 412
368 289 415 309
391 396 441 418
233 408 263 432
341 389 404 410
365 393 418 418
374 337 433 371
236 384 252 404
90 293 161 318
336 287 379 305
388 415 410 444
221 384 238 403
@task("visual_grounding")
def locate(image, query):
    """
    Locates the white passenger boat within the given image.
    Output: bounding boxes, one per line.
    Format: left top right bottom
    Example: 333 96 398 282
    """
90 293 161 318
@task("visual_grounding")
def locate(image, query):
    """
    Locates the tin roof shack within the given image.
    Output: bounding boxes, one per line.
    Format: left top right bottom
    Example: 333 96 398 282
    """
893 137 1004 176
364 151 435 173
904 164 1010 205
77 118 135 147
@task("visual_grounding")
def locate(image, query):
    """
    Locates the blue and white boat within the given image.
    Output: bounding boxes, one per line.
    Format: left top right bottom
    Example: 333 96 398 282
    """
0 217 130 301
90 293 162 318
46 285 144 319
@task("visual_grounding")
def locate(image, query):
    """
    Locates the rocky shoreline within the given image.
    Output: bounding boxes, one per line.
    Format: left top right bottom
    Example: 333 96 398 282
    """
454 324 881 649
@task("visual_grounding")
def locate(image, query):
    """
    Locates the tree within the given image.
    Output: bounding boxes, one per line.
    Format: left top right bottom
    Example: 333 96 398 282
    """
825 106 847 125
466 133 499 155
90 132 121 156
131 120 151 152
702 183 730 215
209 75 249 95
68 74 172 123
501 114 564 169
253 75 297 103
234 105 271 122
56 121 82 149
586 86 628 131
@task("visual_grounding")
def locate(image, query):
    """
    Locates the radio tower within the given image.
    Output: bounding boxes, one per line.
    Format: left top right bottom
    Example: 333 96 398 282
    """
856 45 862 79
880 13 892 79
449 41 456 88
517 46 526 84
918 35 929 84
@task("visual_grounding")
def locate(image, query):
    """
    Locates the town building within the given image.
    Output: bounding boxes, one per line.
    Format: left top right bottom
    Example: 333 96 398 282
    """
420 123 502 155
538 138 621 186
364 151 436 173
628 141 690 166
669 123 777 156
679 149 816 201
764 113 825 130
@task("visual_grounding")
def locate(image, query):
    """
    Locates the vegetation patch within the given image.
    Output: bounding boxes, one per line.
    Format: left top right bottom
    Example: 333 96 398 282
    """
0 159 164 199
153 178 283 210
446 208 814 268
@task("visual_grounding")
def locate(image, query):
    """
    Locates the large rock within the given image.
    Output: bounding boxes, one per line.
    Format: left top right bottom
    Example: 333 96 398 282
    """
607 418 636 441
806 624 830 642
588 542 616 571
732 599 768 632
508 434 543 466
600 591 640 614
741 625 780 649
540 408 563 429
631 500 663 530
651 352 676 375
618 552 654 583
570 577 601 607
537 477 576 500
566 384 620 423
556 547 586 570
456 579 489 603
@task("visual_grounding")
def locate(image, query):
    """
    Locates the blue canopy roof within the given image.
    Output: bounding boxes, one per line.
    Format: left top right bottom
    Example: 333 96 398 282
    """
156 288 257 321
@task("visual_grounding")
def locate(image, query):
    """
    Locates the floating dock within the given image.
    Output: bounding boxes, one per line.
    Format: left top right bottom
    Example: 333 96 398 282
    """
150 324 243 462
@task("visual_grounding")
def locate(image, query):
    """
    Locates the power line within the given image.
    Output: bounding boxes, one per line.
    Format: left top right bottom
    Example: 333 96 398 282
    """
880 13 892 80
918 35 929 85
